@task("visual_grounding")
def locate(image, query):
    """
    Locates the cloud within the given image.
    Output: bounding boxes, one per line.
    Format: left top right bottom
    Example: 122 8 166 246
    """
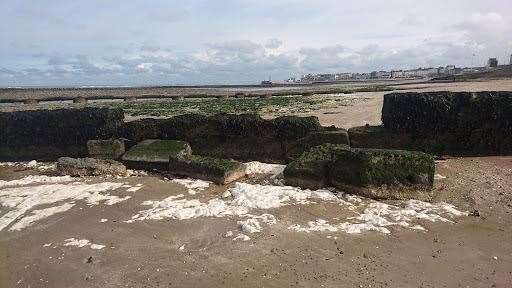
2 2 512 86
265 38 283 49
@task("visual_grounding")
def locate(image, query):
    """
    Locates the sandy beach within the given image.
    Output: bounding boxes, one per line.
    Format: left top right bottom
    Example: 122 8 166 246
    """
1 79 511 288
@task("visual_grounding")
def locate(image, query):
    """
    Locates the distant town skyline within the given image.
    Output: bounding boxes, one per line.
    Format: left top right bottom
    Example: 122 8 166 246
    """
1 0 511 87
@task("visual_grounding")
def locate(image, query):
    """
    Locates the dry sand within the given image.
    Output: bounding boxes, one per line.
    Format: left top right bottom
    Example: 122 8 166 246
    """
1 79 512 288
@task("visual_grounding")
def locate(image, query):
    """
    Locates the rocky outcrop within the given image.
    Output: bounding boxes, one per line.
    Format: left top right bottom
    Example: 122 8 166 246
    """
57 157 127 177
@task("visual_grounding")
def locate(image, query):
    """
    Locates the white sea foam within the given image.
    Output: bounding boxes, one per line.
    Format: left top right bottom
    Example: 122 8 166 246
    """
171 178 211 195
129 179 467 236
289 219 391 234
90 244 106 250
244 162 286 177
238 214 277 234
0 161 56 172
434 174 447 180
233 234 251 241
0 175 73 189
289 200 468 234
0 176 139 231
63 238 105 249
9 203 75 231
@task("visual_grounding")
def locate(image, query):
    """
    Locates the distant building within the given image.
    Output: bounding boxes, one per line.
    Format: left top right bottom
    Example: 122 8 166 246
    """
487 58 498 68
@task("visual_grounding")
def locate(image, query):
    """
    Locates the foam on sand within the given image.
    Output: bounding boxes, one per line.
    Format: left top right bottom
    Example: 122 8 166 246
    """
244 162 286 177
0 161 56 172
127 182 350 235
9 203 75 231
63 238 106 249
129 178 467 236
0 175 141 231
289 200 468 234
171 178 211 195
0 175 73 189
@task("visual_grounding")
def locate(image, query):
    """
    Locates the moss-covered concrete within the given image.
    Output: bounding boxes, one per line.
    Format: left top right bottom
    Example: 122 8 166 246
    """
286 128 350 160
0 107 123 161
87 139 125 159
272 115 321 140
122 139 192 170
169 155 245 185
330 148 435 200
381 91 512 155
284 144 349 189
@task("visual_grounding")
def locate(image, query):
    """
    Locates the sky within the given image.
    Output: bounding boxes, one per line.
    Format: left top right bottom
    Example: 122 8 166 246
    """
1 0 511 87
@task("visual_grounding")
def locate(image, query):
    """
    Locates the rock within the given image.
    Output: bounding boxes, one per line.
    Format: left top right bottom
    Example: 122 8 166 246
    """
330 148 435 201
87 139 125 159
168 155 245 185
121 139 192 171
284 144 349 189
57 157 127 177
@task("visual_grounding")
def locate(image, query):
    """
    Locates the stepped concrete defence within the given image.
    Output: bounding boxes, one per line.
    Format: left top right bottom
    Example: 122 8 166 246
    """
119 113 347 163
0 108 123 161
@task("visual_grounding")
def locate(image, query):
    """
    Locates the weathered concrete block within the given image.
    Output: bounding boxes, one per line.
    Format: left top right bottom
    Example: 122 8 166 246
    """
0 108 123 160
23 99 39 105
348 125 413 150
348 125 455 155
87 139 125 159
284 144 349 189
381 91 512 155
119 119 167 143
169 155 245 185
122 139 192 171
57 157 126 177
287 128 350 160
272 115 321 140
330 149 435 201
382 91 468 135
73 97 87 104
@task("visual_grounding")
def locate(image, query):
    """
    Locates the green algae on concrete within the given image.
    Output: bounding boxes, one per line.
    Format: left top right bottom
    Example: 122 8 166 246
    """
330 148 435 201
87 139 125 160
122 139 192 170
169 155 245 185
284 144 350 189
286 128 350 160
